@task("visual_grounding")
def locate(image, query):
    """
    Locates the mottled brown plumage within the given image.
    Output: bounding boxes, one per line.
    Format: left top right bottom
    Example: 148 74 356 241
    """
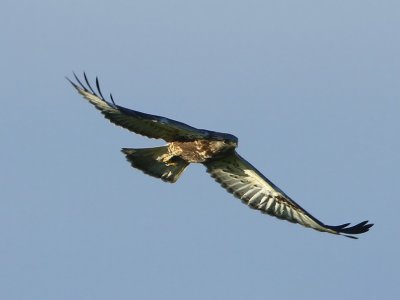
169 140 236 163
68 73 373 239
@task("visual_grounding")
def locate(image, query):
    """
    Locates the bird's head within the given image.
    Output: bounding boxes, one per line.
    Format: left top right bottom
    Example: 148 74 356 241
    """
208 131 238 147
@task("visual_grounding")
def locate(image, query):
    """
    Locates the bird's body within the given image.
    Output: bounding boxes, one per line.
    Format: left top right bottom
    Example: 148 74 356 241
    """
168 139 237 163
68 73 373 239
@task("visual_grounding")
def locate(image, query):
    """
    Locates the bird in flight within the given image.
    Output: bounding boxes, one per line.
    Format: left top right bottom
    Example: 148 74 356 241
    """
68 73 373 239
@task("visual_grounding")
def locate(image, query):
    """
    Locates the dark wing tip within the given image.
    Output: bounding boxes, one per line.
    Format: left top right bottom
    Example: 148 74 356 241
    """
65 76 77 88
67 72 117 105
66 72 86 91
83 72 98 96
327 220 374 239
95 76 106 100
110 93 116 105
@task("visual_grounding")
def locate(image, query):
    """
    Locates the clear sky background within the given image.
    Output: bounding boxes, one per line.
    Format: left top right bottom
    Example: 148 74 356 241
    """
1 1 399 299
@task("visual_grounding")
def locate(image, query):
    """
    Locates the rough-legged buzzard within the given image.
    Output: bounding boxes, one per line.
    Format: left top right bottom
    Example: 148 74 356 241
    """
68 73 373 239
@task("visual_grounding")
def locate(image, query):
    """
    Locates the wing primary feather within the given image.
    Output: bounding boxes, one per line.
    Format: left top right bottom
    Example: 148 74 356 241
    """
83 72 98 96
95 76 105 100
343 235 358 240
110 93 116 105
331 220 373 235
328 223 351 230
65 76 78 89
73 72 88 92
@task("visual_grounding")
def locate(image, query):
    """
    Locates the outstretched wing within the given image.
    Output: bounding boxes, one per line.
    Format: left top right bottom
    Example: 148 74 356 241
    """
205 151 373 238
67 73 208 142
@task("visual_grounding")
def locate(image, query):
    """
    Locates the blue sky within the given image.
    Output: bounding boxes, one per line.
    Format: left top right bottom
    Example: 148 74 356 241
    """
1 1 399 299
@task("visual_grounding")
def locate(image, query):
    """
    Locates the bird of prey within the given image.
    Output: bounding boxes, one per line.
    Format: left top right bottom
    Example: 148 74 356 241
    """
68 73 373 239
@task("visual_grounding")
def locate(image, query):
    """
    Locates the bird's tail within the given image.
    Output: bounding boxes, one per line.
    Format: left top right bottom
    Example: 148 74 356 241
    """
121 146 189 183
